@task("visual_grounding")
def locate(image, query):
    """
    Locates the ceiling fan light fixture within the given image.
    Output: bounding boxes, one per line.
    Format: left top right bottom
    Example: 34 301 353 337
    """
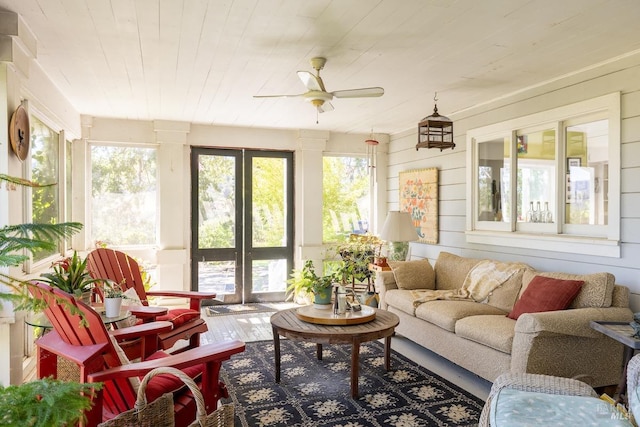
417 93 455 151
252 57 384 118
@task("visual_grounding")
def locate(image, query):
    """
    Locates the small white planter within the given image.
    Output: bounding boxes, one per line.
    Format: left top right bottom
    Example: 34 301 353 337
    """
104 297 123 317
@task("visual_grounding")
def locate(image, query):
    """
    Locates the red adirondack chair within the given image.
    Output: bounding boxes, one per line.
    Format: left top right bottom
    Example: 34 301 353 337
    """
87 248 215 351
31 282 244 427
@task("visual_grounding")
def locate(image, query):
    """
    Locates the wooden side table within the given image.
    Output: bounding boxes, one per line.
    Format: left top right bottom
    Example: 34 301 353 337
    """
590 320 640 403
270 307 399 398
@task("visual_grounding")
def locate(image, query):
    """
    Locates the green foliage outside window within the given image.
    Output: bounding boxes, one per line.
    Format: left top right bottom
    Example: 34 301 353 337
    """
91 145 157 246
30 117 60 261
252 157 286 247
322 156 370 243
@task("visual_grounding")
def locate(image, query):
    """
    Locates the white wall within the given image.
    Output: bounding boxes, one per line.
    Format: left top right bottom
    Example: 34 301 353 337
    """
79 118 390 296
387 51 640 311
0 12 82 385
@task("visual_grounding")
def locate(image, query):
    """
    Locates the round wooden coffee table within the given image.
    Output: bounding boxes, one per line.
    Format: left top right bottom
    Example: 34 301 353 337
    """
270 307 399 398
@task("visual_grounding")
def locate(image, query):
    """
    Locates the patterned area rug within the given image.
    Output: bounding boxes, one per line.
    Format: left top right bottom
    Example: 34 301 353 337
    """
220 339 484 426
206 303 279 317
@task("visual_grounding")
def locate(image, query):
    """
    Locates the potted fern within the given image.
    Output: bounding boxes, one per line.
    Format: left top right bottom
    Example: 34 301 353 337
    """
0 173 100 426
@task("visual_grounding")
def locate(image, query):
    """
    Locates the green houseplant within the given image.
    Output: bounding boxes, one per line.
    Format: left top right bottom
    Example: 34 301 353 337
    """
39 250 105 300
286 260 336 305
0 173 100 426
102 280 126 317
333 234 381 286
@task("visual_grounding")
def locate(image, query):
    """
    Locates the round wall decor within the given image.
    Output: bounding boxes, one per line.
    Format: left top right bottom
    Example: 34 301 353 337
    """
9 104 30 161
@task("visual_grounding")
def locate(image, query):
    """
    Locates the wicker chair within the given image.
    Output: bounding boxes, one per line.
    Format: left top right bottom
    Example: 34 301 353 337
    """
479 354 640 426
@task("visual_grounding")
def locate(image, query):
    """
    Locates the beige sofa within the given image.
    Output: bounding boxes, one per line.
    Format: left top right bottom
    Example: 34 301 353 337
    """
376 252 633 387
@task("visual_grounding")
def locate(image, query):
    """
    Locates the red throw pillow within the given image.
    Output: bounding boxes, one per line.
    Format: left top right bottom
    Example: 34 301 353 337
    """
157 308 200 328
143 351 203 402
507 275 584 320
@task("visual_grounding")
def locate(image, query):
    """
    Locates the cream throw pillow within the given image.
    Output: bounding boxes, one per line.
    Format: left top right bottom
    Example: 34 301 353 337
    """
108 335 141 389
390 259 435 290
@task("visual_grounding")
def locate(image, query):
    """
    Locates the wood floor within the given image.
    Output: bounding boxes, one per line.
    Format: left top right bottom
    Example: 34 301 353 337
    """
202 305 492 401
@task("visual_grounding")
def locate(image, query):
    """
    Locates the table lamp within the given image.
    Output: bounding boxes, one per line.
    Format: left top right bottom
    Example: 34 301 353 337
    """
379 211 419 261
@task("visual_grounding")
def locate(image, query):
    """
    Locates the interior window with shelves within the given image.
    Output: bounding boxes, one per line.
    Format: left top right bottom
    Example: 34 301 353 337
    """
466 93 620 257
516 129 556 230
476 136 510 224
565 118 608 231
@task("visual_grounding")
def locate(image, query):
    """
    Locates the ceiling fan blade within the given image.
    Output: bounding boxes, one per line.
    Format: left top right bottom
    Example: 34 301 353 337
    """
297 71 325 91
318 101 334 113
332 87 384 98
253 93 305 99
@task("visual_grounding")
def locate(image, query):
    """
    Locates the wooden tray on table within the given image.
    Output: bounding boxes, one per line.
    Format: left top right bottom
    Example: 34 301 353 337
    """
295 305 376 325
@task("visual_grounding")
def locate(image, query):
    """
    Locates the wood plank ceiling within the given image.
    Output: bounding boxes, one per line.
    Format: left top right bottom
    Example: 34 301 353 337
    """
1 0 639 135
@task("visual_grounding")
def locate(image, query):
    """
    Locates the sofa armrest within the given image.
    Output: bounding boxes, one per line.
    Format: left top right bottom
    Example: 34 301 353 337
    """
374 271 397 309
515 307 633 338
375 271 397 292
478 372 597 427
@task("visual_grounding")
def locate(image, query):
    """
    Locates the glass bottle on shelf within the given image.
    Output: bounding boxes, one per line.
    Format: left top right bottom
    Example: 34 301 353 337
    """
544 202 553 223
526 201 534 222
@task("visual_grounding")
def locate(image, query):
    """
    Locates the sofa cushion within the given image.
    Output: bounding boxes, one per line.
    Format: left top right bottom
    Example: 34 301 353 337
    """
415 300 507 332
455 315 516 354
508 275 583 320
384 289 419 316
389 259 435 290
434 252 481 291
521 270 614 308
483 268 528 312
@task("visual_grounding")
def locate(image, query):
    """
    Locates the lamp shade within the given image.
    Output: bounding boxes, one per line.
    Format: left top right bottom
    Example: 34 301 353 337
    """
379 211 419 242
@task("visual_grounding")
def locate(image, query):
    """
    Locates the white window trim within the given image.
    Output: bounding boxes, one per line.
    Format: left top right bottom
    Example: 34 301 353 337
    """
465 92 621 257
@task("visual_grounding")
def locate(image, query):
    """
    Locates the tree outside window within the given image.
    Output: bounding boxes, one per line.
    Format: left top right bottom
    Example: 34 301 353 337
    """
30 116 60 261
90 145 157 246
323 156 370 243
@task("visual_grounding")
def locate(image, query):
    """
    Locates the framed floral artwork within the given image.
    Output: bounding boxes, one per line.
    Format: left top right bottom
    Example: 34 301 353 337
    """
399 168 438 244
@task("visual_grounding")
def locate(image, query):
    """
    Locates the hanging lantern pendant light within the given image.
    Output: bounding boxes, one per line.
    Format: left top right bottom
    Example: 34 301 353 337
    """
417 92 455 151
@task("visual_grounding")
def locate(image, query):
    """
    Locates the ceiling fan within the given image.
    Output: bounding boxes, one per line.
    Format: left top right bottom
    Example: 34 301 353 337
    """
253 57 384 113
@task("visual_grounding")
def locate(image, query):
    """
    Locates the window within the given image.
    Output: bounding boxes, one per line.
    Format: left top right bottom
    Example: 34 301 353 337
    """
64 139 73 250
90 144 157 246
30 116 60 262
565 118 609 231
322 156 371 243
466 93 620 257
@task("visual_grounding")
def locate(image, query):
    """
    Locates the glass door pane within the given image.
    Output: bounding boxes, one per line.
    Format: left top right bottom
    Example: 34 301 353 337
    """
192 148 242 303
244 151 293 302
191 148 293 304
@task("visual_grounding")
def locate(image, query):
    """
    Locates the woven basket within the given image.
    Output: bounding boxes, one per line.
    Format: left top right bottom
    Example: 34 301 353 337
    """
99 367 234 427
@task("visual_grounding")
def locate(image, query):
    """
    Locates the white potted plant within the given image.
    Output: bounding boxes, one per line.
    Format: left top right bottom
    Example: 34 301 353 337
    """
102 281 125 317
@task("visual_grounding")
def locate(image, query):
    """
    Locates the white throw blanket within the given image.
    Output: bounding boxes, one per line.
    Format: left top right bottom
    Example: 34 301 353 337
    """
411 260 527 307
